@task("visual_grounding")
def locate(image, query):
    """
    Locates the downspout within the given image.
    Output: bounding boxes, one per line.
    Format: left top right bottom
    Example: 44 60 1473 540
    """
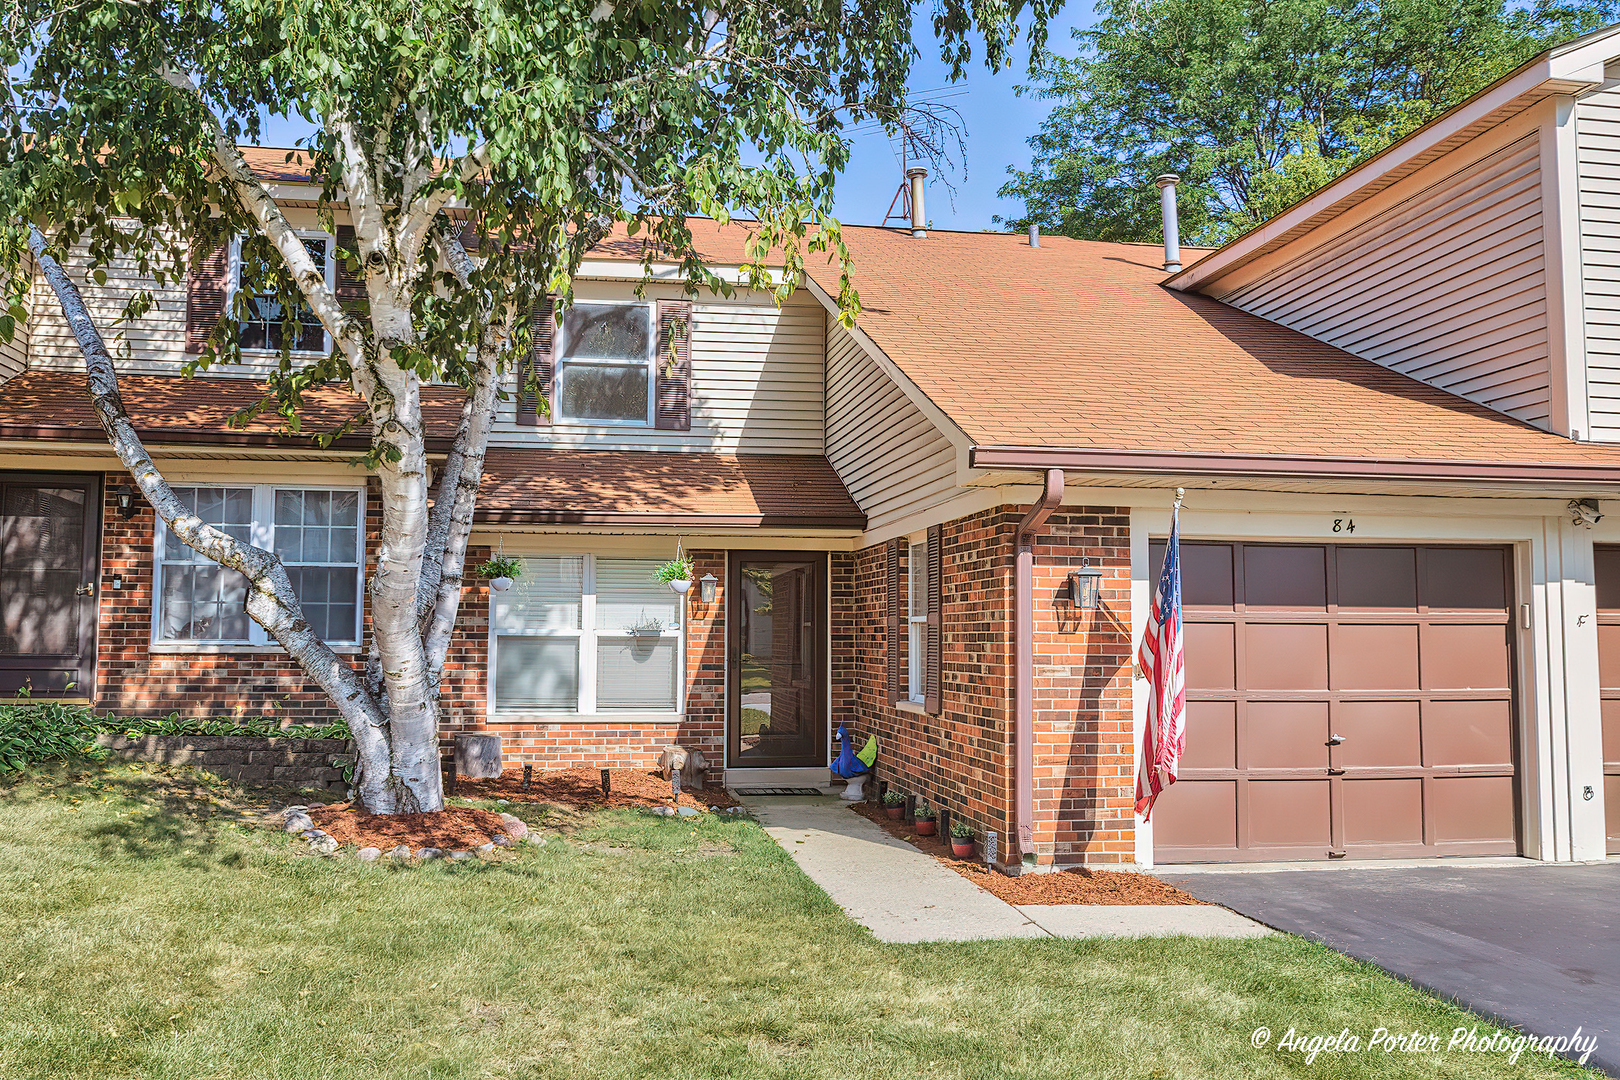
1013 468 1064 870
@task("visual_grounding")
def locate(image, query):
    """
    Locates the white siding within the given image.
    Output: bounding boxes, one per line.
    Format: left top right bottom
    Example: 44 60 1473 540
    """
0 259 26 383
824 320 957 531
1579 87 1620 440
489 282 826 453
1222 136 1553 428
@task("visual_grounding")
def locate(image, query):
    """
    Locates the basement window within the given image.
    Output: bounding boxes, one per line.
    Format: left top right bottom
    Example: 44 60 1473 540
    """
491 555 681 714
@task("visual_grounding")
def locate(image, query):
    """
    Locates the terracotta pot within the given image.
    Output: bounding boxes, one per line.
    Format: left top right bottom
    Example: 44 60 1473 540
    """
885 806 904 820
915 819 936 836
951 840 974 857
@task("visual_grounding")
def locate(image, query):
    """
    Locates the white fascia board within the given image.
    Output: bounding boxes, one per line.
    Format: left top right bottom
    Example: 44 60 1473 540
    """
574 259 795 288
1170 35 1620 294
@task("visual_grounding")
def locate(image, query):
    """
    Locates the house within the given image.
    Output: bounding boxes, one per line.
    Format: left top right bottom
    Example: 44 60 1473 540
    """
10 25 1620 871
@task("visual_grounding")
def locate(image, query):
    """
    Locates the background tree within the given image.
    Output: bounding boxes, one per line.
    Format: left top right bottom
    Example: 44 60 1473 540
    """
0 0 1058 813
998 0 1620 246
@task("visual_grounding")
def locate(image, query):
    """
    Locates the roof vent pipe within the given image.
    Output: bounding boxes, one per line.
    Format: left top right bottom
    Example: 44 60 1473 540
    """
1028 223 1040 248
1155 173 1181 272
907 166 928 238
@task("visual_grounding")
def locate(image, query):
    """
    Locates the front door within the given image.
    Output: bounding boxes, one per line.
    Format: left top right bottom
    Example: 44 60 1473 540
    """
0 473 101 697
727 553 827 769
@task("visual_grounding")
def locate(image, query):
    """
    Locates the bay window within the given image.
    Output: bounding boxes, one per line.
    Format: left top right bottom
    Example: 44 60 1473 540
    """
153 485 364 646
493 555 681 714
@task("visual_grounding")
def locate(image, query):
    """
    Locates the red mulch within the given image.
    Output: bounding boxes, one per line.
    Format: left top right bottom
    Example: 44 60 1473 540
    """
849 801 1204 906
309 803 514 850
451 767 740 812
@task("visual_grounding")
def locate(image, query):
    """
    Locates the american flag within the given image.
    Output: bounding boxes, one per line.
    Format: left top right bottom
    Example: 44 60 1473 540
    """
1135 505 1186 820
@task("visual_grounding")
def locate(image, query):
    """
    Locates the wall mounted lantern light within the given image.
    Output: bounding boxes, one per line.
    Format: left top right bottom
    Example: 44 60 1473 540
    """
1068 559 1104 611
115 484 137 520
698 573 718 604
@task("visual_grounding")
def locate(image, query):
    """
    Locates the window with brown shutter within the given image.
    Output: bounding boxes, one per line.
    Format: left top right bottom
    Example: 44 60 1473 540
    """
886 538 902 704
518 297 555 426
654 299 693 430
334 225 367 313
185 241 229 354
925 524 942 714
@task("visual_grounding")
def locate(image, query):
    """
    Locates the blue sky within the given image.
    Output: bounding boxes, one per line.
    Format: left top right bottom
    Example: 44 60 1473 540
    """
254 3 1099 234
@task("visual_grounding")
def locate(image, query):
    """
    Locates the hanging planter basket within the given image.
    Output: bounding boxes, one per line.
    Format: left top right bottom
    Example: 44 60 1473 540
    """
478 546 522 593
489 576 515 593
653 541 695 597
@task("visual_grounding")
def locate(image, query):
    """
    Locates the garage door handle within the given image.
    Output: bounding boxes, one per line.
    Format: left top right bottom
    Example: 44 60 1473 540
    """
1327 767 1345 775
1327 733 1345 745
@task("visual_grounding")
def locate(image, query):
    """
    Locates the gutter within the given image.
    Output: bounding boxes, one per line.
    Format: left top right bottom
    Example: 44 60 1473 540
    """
1012 468 1063 871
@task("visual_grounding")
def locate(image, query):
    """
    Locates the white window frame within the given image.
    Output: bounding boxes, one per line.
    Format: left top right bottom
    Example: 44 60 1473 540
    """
491 553 685 718
229 230 337 357
554 298 656 428
150 484 366 648
907 535 928 703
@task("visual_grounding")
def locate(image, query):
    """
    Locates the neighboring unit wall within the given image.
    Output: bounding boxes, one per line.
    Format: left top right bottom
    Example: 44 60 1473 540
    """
1580 87 1620 441
1218 136 1554 428
1 255 29 383
491 283 826 453
824 321 958 533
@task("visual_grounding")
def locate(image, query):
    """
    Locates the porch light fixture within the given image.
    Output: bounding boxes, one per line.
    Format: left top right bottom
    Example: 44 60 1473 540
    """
698 573 718 604
1068 559 1104 610
115 484 136 520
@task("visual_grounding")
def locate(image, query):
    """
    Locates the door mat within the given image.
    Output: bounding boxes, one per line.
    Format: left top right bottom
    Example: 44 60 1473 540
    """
730 787 828 796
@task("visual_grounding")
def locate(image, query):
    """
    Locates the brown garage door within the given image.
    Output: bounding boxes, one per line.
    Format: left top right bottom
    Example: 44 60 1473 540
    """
1595 547 1620 855
1152 543 1520 863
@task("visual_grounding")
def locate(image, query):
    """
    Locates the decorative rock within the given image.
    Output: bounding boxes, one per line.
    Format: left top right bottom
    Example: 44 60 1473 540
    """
283 812 315 833
676 806 699 818
523 835 547 846
387 845 412 862
709 805 720 812
282 805 310 816
496 799 509 805
448 850 473 862
417 847 444 860
490 833 515 847
498 813 528 840
357 847 382 863
303 830 339 856
477 843 495 855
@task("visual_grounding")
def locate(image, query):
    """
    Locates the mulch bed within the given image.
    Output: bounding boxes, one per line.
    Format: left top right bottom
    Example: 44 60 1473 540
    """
309 804 513 850
451 767 741 812
849 801 1204 906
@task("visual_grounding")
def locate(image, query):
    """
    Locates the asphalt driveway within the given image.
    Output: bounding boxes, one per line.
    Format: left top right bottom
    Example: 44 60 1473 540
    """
1159 862 1620 1076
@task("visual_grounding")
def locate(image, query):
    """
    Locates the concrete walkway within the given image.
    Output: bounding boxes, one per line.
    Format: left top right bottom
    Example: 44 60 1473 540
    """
744 796 1271 944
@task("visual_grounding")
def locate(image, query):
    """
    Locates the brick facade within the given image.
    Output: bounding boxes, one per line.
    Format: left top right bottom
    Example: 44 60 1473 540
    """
831 504 1135 869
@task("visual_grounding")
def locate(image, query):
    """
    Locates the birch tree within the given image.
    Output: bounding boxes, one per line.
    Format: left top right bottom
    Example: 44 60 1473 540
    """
0 0 1055 813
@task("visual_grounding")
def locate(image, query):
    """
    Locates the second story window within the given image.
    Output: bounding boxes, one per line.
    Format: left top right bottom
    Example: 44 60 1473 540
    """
557 301 653 424
234 233 334 354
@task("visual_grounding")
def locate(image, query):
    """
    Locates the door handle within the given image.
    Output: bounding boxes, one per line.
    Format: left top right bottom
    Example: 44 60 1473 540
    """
75 582 95 597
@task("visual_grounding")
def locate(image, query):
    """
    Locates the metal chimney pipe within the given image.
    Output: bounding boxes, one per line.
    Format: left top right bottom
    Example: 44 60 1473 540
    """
1155 173 1181 272
1028 223 1040 248
906 166 928 238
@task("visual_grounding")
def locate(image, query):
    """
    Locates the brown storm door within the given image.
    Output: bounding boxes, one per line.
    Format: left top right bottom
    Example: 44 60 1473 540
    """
1595 546 1620 854
1152 542 1520 863
0 473 101 697
727 553 827 769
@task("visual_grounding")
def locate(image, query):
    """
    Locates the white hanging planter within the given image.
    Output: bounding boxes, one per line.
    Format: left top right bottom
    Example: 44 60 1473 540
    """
489 576 515 593
667 578 693 596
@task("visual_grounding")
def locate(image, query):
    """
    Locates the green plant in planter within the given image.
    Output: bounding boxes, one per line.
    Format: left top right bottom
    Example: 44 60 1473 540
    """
653 556 695 586
882 790 906 807
951 819 974 839
914 800 935 821
477 555 523 580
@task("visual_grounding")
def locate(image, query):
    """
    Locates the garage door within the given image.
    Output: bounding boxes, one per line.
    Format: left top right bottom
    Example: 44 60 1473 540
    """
1152 543 1520 863
1595 547 1620 855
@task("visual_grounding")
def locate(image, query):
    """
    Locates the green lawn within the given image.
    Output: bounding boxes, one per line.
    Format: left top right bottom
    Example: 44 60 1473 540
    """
0 765 1599 1080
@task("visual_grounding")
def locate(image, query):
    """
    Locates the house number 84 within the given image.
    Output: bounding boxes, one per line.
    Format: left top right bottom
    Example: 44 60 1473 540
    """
1332 518 1355 533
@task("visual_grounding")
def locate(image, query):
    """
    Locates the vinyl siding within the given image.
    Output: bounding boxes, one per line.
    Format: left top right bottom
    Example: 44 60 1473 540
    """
824 320 957 532
0 257 26 383
1579 87 1620 441
490 283 826 453
1222 136 1553 428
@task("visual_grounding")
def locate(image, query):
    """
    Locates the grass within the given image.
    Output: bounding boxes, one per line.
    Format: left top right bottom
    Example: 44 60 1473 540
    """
0 764 1601 1080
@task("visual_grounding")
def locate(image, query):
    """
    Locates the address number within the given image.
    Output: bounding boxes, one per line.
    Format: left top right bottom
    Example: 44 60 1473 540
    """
1332 518 1355 534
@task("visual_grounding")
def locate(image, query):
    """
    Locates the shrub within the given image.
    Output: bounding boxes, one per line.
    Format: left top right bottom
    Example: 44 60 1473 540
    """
950 819 974 839
913 800 935 821
882 789 906 807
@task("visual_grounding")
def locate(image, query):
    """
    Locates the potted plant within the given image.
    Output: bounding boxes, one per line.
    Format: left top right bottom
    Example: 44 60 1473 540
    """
654 554 695 596
883 789 905 820
478 553 523 593
950 819 974 857
914 800 937 836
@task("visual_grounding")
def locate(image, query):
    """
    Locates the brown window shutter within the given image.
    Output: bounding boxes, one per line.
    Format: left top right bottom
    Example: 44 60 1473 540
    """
886 538 902 704
925 524 943 715
185 240 229 354
334 226 366 312
518 296 555 426
654 298 693 431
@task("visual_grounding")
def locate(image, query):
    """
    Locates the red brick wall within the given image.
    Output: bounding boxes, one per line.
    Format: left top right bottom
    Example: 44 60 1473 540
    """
831 504 1136 869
